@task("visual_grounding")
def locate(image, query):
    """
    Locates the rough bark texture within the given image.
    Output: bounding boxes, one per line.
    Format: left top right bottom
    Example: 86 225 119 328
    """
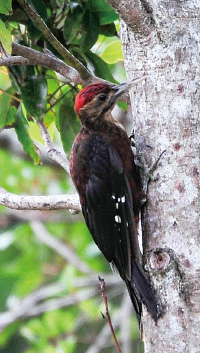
119 1 199 352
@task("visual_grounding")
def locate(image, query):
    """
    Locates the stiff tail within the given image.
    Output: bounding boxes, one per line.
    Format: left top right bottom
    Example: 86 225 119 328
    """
126 259 162 326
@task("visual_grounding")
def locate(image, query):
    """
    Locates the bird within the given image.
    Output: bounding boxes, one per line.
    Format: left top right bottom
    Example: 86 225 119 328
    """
69 78 161 329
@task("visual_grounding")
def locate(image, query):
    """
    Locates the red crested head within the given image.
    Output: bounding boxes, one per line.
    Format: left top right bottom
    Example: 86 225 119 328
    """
75 83 110 114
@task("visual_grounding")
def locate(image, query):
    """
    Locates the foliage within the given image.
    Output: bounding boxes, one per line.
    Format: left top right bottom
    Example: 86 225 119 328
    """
0 0 126 159
0 19 12 53
0 0 141 352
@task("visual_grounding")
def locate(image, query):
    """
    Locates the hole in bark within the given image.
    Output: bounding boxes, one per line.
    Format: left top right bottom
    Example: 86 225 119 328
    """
149 249 171 272
157 252 164 262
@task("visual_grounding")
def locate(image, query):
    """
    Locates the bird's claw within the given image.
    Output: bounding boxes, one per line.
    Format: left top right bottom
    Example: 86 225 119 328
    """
135 148 166 205
129 129 136 147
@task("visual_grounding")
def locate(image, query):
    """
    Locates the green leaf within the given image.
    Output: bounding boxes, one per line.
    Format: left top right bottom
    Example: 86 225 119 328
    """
27 19 43 41
0 0 12 15
57 338 76 353
46 70 59 95
63 6 84 43
86 50 116 82
26 0 48 41
6 105 17 126
29 120 45 145
43 109 55 128
80 11 100 52
0 19 12 54
0 87 14 129
0 274 16 311
27 0 48 21
9 65 35 93
15 105 41 164
99 23 117 37
21 75 47 119
117 100 128 111
8 8 28 24
100 40 124 64
88 0 118 25
0 66 11 90
58 92 81 158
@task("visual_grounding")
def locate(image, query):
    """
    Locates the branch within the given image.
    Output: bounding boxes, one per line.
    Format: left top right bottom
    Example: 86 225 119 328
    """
0 186 81 211
105 0 153 36
17 0 91 80
99 277 122 353
10 44 114 89
0 257 121 333
12 43 84 85
0 285 98 333
37 120 70 174
0 45 131 103
26 287 98 317
30 220 93 275
0 283 123 334
0 55 29 66
0 281 64 332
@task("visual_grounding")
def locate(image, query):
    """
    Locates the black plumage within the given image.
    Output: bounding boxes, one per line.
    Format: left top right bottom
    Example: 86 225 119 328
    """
70 82 161 329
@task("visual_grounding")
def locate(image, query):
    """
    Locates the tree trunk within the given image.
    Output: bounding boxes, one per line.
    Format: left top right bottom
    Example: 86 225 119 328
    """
118 1 199 352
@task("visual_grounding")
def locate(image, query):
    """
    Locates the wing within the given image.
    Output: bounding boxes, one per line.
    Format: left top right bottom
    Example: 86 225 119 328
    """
82 134 139 281
71 132 160 325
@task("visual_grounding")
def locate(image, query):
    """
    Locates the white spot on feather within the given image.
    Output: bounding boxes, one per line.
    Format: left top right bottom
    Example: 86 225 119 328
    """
115 215 121 223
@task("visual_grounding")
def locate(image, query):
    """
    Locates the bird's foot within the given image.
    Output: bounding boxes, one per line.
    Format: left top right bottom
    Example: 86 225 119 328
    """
129 129 136 147
135 146 166 205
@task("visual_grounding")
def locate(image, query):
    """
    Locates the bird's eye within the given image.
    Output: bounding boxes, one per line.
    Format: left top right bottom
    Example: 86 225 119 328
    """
98 94 107 101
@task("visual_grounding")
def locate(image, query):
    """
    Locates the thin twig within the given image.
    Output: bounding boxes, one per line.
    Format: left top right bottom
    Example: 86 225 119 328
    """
44 90 70 115
0 286 98 333
86 315 121 353
47 82 67 103
37 120 70 174
30 220 93 275
99 276 123 353
0 88 21 102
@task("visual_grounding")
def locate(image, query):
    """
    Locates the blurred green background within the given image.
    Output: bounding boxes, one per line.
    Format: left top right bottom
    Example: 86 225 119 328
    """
0 0 143 352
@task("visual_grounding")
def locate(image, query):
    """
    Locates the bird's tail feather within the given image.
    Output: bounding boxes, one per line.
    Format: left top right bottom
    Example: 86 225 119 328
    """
126 259 162 326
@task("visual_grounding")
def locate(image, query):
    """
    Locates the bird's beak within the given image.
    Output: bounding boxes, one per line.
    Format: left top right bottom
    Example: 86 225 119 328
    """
112 76 147 100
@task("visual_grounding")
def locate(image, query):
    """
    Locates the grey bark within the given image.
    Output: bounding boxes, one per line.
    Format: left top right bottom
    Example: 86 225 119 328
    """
116 0 200 352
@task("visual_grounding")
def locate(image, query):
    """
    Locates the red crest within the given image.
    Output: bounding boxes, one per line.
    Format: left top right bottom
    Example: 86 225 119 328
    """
75 83 110 114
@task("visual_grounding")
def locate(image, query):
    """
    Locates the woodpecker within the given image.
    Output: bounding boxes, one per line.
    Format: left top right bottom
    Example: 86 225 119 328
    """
70 78 160 328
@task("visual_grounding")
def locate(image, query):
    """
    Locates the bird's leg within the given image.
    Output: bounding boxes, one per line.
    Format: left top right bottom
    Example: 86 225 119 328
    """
134 145 166 206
